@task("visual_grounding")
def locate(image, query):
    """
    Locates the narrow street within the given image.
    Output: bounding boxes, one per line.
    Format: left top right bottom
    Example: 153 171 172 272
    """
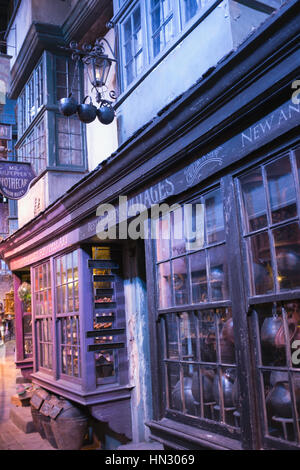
0 340 53 450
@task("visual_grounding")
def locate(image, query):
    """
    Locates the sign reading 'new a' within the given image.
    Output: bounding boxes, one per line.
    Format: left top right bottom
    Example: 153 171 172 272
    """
0 161 36 199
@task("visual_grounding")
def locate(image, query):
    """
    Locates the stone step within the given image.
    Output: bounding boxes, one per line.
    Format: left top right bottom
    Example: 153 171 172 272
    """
117 441 164 450
9 406 36 434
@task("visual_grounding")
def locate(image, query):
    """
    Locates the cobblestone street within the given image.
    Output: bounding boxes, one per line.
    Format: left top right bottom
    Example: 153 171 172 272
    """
0 340 53 450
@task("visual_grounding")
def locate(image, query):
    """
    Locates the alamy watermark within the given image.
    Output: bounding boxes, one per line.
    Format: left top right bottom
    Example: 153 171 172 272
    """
291 80 300 105
95 196 205 250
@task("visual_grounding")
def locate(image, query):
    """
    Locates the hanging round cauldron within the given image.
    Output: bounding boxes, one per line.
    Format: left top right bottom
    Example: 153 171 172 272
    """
191 369 214 403
77 96 97 123
50 398 89 450
266 374 300 418
213 369 236 408
261 315 297 349
97 101 115 125
172 377 196 414
58 93 78 117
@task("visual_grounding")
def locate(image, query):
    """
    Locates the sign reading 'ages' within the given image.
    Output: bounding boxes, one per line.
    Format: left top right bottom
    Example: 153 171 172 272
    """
0 161 36 199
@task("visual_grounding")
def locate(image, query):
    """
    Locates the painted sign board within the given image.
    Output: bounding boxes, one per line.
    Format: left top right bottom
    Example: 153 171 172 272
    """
0 124 12 140
0 161 36 199
6 99 300 270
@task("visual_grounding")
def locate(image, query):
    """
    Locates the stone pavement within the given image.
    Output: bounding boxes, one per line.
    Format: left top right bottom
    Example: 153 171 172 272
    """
0 340 54 450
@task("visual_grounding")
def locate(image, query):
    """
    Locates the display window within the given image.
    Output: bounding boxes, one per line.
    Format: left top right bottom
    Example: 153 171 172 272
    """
150 146 300 448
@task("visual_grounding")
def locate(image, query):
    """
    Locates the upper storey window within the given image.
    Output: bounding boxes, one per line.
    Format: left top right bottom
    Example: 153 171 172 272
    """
16 52 86 176
118 0 208 92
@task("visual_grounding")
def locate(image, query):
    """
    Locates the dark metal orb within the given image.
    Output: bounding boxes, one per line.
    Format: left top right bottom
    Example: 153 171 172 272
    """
58 96 78 116
77 102 97 123
97 104 115 125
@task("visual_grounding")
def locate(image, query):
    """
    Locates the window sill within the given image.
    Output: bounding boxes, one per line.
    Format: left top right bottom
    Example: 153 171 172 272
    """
31 371 133 406
146 418 242 450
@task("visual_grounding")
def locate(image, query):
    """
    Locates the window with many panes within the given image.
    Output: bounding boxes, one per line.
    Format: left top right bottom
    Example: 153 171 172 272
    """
237 148 300 447
55 55 81 103
55 251 81 378
118 0 215 92
150 0 174 58
122 4 143 88
33 262 53 371
17 58 44 137
151 146 300 448
18 118 46 175
16 52 86 173
153 188 239 436
32 246 127 394
56 115 84 167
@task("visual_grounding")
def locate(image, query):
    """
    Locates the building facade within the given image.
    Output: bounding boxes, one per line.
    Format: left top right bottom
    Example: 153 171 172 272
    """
0 0 300 450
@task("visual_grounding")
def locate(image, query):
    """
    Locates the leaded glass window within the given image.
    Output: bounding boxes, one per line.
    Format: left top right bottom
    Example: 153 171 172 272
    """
55 250 81 378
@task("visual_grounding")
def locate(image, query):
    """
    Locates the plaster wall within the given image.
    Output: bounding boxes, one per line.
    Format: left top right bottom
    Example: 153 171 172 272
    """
17 170 85 228
85 29 119 171
6 0 79 68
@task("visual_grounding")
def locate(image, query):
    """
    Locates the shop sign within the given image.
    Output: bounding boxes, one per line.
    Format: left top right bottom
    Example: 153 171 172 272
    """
0 124 12 140
0 161 35 199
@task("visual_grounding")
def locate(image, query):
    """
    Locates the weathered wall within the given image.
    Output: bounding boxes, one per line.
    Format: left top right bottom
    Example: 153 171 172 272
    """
85 28 119 171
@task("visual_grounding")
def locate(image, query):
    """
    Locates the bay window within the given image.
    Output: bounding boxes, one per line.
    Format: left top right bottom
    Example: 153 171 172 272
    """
16 51 86 176
31 246 128 402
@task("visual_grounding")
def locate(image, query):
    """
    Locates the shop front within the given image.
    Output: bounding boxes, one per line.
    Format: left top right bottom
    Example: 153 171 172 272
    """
0 1 299 449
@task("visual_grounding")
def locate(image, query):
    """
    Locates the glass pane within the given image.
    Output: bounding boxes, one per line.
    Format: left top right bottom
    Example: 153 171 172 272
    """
180 312 197 361
204 189 225 244
239 168 268 233
74 281 79 311
158 262 172 308
66 253 73 282
164 314 178 359
190 250 207 303
95 350 115 379
73 251 78 280
172 257 188 305
155 216 170 262
199 310 217 363
171 207 185 257
249 232 274 295
68 283 74 312
219 310 235 365
167 362 181 411
61 257 66 284
273 223 300 291
209 245 228 301
182 0 201 23
266 155 297 224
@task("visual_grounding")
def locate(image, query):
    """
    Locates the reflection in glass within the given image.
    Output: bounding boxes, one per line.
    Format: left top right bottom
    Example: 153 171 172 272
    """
273 223 300 291
209 245 228 300
249 232 274 295
204 189 225 244
95 350 115 379
199 310 217 363
180 313 197 361
266 156 297 224
164 314 178 359
155 216 170 262
239 168 268 233
167 362 181 411
190 250 207 303
171 208 185 257
158 262 172 308
172 257 188 305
